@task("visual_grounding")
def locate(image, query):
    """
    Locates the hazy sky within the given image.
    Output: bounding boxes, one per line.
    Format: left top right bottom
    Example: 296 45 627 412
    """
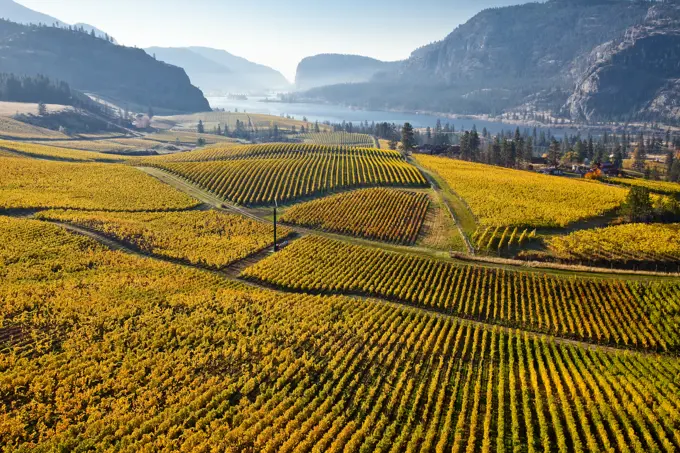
16 0 526 81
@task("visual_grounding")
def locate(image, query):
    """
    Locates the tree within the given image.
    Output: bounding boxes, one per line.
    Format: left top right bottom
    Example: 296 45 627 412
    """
38 101 47 116
668 160 680 183
197 120 205 134
314 121 320 133
400 123 416 155
147 106 154 120
547 139 561 167
621 187 653 223
197 137 206 147
631 141 647 172
613 145 624 170
524 137 534 164
665 151 675 180
388 139 398 151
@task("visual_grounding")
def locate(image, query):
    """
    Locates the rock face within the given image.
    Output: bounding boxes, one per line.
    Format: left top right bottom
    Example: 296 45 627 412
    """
0 20 210 113
304 0 680 123
566 4 680 123
146 47 291 95
295 54 399 91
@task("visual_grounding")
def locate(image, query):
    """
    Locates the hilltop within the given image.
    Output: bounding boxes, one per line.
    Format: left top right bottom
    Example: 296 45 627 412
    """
295 54 400 90
145 46 291 95
0 20 210 113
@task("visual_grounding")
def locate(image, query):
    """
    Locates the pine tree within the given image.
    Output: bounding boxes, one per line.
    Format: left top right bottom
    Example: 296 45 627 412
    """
197 120 205 134
400 123 416 155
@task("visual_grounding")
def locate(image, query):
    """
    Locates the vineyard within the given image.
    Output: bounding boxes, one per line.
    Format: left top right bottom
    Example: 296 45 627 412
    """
548 223 680 266
242 236 680 351
34 138 160 153
1 217 679 451
281 188 429 244
472 226 537 253
0 139 131 162
144 130 238 146
0 156 198 212
144 145 427 206
144 142 403 163
610 177 680 196
36 210 291 269
416 154 628 228
298 132 376 147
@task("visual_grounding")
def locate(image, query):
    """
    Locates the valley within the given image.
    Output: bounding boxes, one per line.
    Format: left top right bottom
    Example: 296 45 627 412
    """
1 0 680 451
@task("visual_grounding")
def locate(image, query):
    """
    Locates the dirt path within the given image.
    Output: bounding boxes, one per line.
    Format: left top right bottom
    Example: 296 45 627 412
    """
46 217 668 357
409 158 475 255
136 166 680 281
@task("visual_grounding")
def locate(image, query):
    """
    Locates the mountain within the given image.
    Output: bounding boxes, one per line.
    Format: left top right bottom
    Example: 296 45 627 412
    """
295 54 400 91
0 0 62 26
304 0 674 122
74 23 117 43
0 1 117 43
0 20 210 113
145 46 290 95
566 3 680 124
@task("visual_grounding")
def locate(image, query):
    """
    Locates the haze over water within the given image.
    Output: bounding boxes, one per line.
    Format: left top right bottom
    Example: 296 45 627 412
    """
209 96 581 137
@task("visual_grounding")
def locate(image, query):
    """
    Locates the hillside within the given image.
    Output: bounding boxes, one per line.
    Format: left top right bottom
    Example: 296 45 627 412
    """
145 46 291 95
303 0 666 120
567 3 680 123
0 0 62 25
0 20 210 113
295 53 400 90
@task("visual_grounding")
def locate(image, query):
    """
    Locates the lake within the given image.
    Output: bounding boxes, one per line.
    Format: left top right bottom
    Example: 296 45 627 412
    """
208 96 581 138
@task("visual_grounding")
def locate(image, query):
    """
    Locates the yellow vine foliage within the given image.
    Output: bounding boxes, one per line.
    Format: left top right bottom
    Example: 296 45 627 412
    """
143 144 426 206
1 217 679 452
610 177 680 196
416 155 627 228
0 156 198 211
242 235 680 351
37 209 291 269
0 139 131 162
298 132 375 147
548 223 680 264
281 188 429 244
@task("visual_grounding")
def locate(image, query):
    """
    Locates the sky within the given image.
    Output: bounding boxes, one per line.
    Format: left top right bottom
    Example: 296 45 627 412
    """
16 0 526 81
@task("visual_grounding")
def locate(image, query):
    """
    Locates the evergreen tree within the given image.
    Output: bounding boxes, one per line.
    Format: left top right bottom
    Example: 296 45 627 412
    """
613 145 624 170
524 137 534 163
197 120 205 134
400 123 416 155
665 151 675 180
548 139 561 167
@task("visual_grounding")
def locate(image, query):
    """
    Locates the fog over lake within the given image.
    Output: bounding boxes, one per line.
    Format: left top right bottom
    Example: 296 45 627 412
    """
208 96 580 137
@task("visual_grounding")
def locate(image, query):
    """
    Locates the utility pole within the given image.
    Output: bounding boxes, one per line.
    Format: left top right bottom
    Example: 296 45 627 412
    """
273 199 278 252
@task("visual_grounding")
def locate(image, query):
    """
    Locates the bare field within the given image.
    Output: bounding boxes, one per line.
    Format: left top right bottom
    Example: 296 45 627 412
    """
0 101 70 116
0 117 69 140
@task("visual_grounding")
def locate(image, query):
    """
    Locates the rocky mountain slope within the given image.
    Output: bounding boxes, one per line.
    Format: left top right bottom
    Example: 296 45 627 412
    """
305 0 680 124
567 3 680 123
295 54 399 90
146 47 290 95
0 20 210 113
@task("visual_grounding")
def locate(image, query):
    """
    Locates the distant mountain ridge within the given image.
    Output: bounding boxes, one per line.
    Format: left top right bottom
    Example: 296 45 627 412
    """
0 0 115 42
302 0 680 124
295 54 400 91
145 46 290 95
0 19 209 113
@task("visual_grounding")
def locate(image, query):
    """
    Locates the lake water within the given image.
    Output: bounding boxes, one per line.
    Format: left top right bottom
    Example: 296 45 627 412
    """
208 96 581 137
